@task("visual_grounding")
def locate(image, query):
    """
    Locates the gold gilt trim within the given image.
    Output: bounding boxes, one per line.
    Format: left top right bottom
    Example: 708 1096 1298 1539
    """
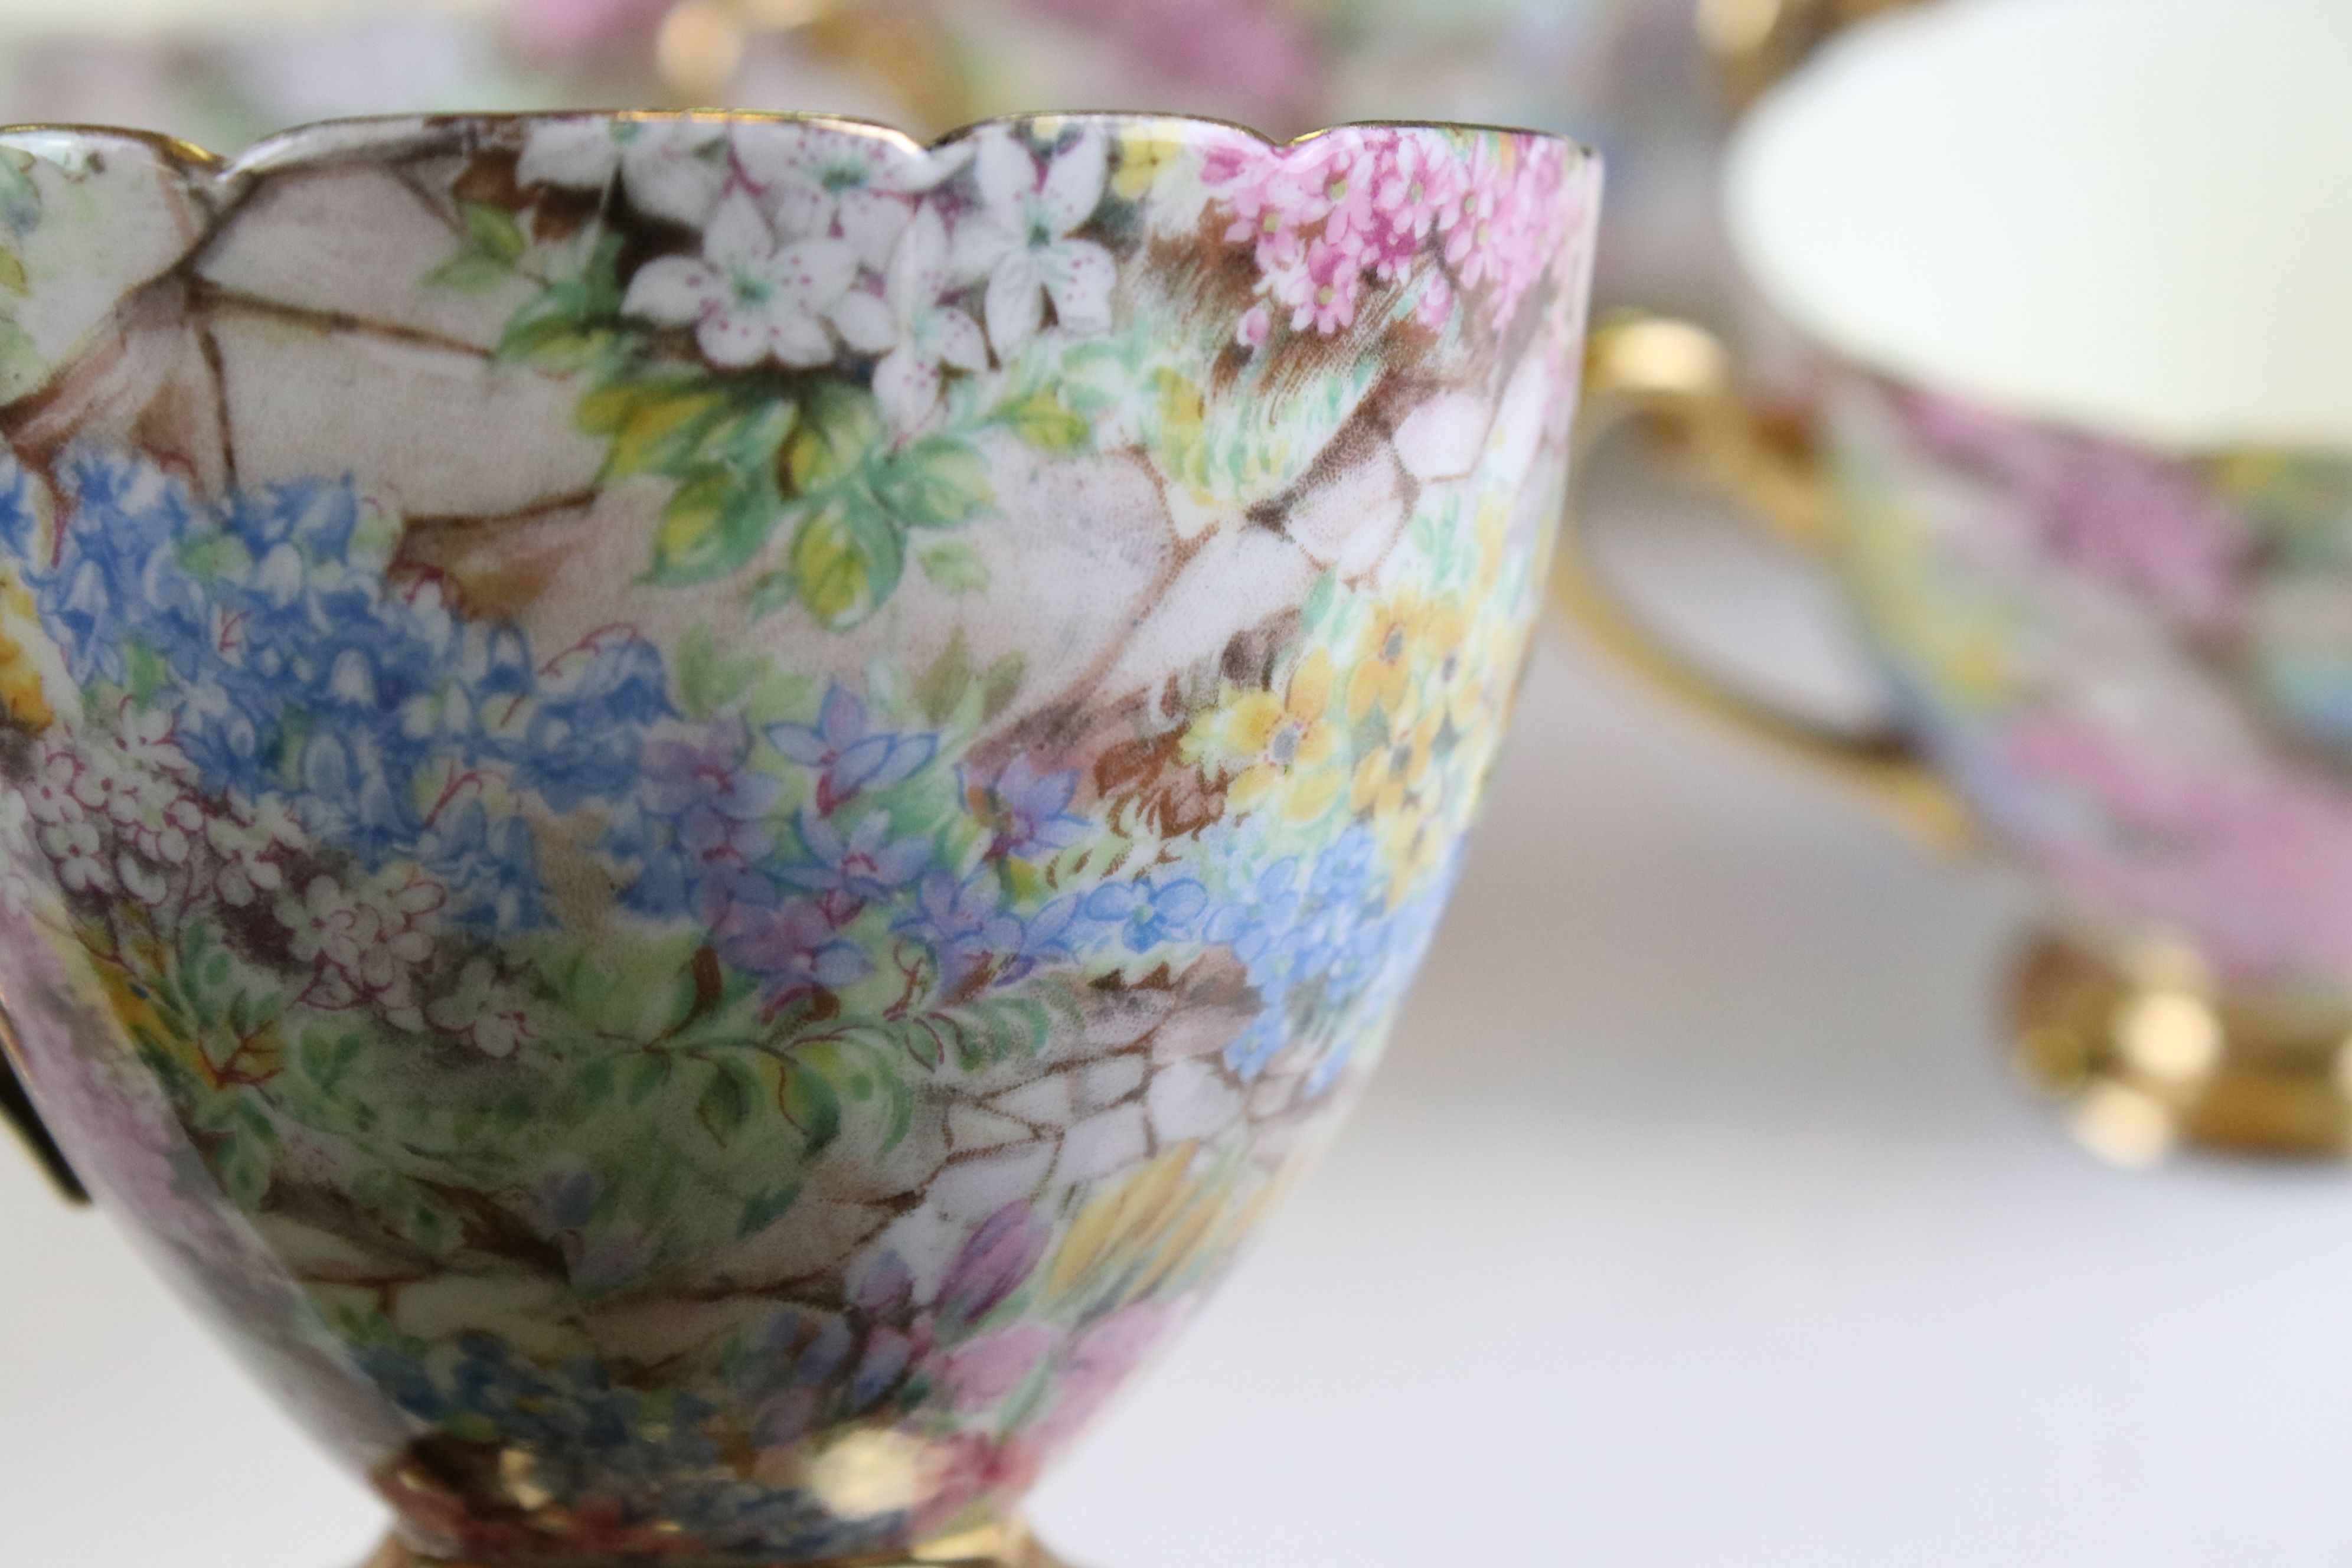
1696 0 1930 107
2011 933 2352 1164
364 1517 1073 1568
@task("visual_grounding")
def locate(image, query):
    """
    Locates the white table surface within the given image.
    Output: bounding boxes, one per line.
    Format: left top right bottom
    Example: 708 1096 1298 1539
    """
11 465 2352 1568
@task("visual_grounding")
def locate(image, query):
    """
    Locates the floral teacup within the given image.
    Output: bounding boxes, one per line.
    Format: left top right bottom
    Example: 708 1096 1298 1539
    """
0 110 1595 1563
1563 0 2352 1161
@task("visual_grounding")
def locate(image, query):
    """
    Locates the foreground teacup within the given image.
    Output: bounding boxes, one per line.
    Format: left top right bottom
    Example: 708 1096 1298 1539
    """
0 110 1596 1563
1563 0 2352 1160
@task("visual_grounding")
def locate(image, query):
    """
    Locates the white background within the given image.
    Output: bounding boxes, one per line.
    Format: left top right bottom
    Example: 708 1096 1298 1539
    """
11 465 2352 1567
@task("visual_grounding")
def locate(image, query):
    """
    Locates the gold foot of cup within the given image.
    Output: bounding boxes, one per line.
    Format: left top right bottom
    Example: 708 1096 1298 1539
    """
2009 934 2352 1164
364 1518 1073 1568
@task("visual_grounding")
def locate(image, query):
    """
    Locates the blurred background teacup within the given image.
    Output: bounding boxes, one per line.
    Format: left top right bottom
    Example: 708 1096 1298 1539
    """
1566 0 2352 1161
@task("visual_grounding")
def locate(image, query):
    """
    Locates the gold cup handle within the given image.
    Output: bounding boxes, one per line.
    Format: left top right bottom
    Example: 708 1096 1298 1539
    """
0 1004 89 1204
1557 312 1974 852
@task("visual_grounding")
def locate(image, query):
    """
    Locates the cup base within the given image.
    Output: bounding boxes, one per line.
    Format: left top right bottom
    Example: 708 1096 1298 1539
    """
2009 933 2352 1164
362 1518 1073 1568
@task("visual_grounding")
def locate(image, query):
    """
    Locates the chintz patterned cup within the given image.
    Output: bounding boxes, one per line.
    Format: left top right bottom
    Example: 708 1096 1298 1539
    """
0 111 1596 1563
1566 0 2352 1159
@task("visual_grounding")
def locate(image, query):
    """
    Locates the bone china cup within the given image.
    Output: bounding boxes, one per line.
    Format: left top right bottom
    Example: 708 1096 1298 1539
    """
1567 0 2352 1157
0 112 1598 1563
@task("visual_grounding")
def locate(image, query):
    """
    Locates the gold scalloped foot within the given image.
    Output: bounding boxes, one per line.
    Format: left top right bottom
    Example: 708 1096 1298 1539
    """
2010 932 2352 1164
362 1518 1074 1568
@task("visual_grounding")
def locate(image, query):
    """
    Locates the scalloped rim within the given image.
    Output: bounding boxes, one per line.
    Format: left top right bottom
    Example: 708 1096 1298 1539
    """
0 107 1599 190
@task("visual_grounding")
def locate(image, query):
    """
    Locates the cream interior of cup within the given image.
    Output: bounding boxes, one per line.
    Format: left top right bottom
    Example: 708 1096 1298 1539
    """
1724 0 2352 450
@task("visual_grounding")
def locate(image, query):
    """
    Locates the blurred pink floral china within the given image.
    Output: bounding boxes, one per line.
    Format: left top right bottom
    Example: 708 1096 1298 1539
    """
0 110 1597 1562
1567 0 2352 1157
1829 384 2352 990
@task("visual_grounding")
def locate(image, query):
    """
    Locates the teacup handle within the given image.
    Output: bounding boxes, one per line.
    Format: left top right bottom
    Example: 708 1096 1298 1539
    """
1556 311 1974 851
0 1008 90 1204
